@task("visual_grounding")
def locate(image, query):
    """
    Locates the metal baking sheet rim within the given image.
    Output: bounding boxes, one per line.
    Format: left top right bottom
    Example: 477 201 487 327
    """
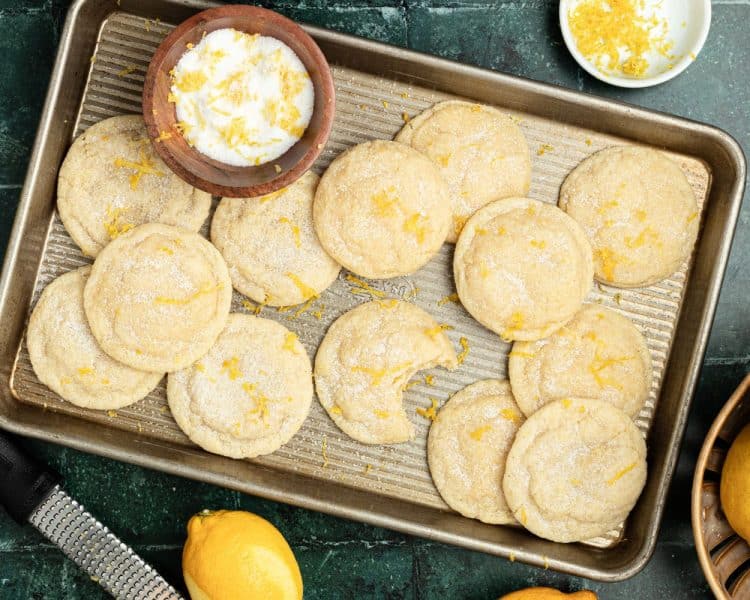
0 0 745 582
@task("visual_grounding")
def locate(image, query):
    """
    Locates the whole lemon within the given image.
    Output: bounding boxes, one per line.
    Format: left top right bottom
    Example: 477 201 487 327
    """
182 510 303 600
721 423 750 541
499 588 597 600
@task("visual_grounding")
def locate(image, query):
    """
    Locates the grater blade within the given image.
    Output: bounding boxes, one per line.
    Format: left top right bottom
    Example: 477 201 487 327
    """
29 485 184 600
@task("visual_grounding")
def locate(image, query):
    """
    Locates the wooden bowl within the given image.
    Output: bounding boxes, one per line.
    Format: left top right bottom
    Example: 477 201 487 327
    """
692 372 750 599
143 5 335 198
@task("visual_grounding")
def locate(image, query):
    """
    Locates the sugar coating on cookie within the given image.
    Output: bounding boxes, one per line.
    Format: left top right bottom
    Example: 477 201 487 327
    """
168 313 313 458
453 198 593 341
503 398 647 543
396 100 531 243
313 140 451 279
27 267 164 409
428 379 524 524
509 305 652 418
211 171 341 307
57 115 211 258
314 300 458 444
559 146 699 287
84 223 232 373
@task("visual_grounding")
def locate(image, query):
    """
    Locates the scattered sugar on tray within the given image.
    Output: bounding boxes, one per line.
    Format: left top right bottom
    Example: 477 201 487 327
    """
170 28 314 166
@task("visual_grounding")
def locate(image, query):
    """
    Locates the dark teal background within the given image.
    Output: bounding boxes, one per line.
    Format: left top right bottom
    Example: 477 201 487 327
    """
0 1 748 598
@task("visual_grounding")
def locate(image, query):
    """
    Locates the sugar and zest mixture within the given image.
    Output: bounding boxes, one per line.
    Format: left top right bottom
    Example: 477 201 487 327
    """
170 28 314 166
568 0 674 78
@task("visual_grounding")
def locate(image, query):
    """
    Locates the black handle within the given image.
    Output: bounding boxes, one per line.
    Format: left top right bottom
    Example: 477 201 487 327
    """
0 430 61 523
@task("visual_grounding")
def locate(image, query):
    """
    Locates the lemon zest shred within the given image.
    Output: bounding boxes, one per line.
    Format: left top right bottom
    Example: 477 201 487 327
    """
470 425 491 441
321 436 329 468
286 273 318 301
537 143 554 156
278 217 301 248
155 283 219 306
352 361 412 386
501 408 523 423
437 293 460 307
221 357 242 380
607 462 638 486
282 332 300 354
457 337 470 365
424 324 453 339
113 147 165 190
374 409 389 419
403 213 430 244
345 274 385 299
103 206 134 240
416 398 439 421
330 405 343 415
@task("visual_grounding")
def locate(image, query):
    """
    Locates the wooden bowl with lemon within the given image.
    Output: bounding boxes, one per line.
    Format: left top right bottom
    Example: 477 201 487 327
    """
692 373 750 599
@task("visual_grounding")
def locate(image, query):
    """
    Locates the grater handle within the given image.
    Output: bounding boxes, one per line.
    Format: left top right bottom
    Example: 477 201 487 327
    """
0 430 61 523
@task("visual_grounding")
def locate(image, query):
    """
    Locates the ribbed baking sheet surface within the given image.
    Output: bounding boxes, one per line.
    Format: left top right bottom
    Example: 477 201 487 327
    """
11 12 710 549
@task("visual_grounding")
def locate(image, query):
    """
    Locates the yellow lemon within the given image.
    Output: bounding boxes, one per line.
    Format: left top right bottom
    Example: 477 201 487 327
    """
499 588 597 600
721 423 750 541
182 510 303 600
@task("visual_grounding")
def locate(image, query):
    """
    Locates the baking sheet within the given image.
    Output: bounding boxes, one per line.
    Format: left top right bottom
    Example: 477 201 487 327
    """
1 0 744 581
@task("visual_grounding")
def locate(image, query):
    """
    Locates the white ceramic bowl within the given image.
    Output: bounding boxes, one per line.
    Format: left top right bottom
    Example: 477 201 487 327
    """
559 0 711 88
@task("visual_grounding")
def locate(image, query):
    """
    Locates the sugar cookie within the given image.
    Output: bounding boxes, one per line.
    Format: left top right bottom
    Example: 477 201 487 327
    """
454 198 593 341
428 379 524 524
27 267 164 409
57 115 211 257
314 299 457 444
168 314 313 458
211 171 341 306
396 100 531 242
313 140 451 279
503 398 647 543
84 223 232 373
509 305 652 418
559 146 699 287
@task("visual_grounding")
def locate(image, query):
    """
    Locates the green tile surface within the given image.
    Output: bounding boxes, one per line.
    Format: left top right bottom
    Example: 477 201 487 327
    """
1 1 748 598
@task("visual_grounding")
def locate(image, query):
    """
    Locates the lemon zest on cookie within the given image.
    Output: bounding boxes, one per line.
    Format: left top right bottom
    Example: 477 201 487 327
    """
352 361 412 386
607 461 638 486
113 147 165 190
278 217 301 248
595 247 619 281
509 350 534 359
625 226 659 249
530 239 547 249
282 332 300 353
501 408 523 423
497 225 507 235
103 206 134 240
155 283 219 306
452 214 468 234
457 337 470 365
330 405 342 415
371 186 400 218
561 398 573 409
77 367 94 376
286 272 318 301
377 298 399 309
374 409 389 419
403 213 430 244
687 211 699 224
597 199 619 215
194 362 205 372
470 425 491 441
221 357 242 380
416 398 439 421
519 507 528 526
